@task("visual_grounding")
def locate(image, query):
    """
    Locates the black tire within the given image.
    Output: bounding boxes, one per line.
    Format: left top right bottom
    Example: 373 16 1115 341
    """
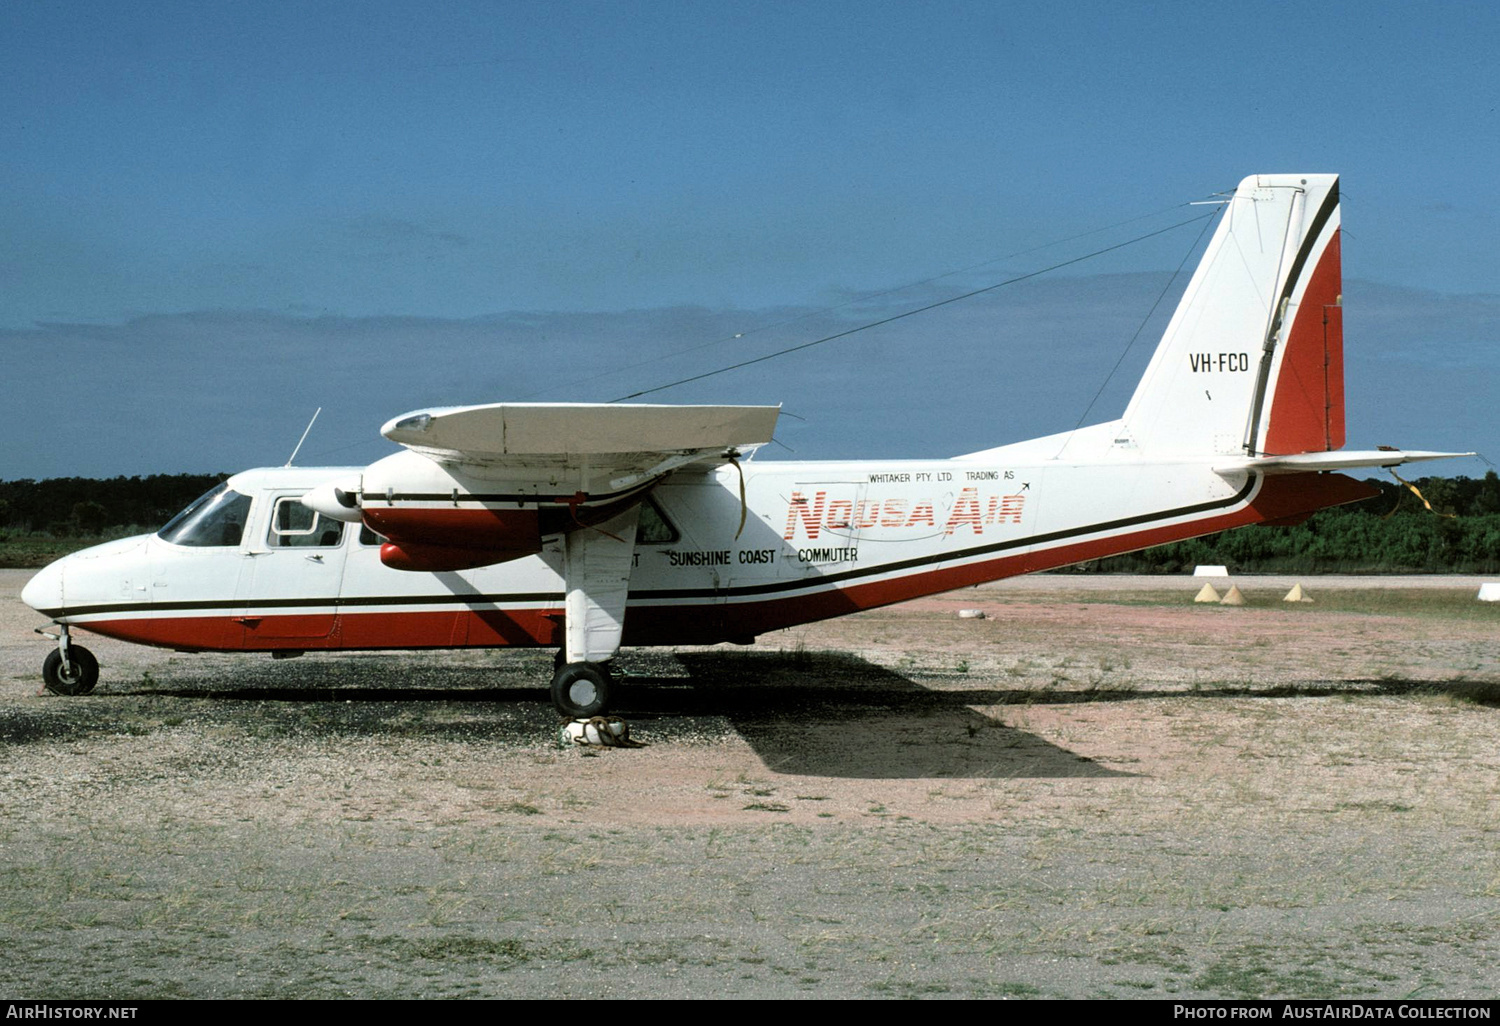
43 646 99 696
551 662 611 718
555 649 616 677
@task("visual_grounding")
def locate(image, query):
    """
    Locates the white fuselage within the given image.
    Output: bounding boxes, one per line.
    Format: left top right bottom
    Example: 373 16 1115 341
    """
21 426 1360 655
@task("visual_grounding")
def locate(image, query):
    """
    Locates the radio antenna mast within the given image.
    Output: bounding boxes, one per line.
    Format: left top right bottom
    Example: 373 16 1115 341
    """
285 408 322 467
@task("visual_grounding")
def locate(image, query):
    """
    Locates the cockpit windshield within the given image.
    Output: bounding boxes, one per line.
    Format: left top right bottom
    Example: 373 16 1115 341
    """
156 483 254 547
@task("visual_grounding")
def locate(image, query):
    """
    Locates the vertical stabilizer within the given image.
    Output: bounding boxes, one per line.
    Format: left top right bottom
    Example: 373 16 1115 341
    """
1119 174 1344 457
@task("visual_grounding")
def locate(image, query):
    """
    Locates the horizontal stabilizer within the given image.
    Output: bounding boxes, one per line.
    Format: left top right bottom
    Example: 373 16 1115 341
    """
1214 449 1474 476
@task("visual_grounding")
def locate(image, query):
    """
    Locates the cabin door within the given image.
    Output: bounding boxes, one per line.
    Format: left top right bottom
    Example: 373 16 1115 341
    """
235 493 350 643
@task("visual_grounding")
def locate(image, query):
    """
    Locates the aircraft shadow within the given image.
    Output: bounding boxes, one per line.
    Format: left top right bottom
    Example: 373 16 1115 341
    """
632 651 1133 780
105 650 1125 779
102 653 1496 778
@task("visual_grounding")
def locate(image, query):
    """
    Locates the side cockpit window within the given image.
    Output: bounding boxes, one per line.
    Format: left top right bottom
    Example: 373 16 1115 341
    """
268 497 344 548
157 483 254 547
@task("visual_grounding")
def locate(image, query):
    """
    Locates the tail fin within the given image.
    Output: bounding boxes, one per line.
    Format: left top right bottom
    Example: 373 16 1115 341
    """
1119 174 1344 457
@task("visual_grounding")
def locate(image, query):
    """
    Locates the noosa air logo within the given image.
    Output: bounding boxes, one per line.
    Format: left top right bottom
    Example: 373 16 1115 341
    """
784 488 1025 541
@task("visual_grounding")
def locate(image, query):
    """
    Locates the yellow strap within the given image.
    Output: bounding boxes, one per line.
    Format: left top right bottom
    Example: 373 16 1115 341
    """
728 454 749 540
1386 468 1456 519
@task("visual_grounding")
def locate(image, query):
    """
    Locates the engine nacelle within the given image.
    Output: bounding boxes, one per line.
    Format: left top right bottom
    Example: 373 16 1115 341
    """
305 450 650 572
378 540 539 572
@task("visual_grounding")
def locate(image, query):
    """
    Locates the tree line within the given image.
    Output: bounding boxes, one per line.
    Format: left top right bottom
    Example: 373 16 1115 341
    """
0 474 226 537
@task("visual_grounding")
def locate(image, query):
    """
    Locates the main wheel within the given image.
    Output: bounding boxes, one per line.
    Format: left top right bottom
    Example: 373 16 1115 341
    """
43 646 99 696
551 662 611 718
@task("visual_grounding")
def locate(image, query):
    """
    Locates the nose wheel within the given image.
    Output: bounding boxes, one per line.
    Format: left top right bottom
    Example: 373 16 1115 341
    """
42 646 99 696
36 624 99 696
551 662 612 718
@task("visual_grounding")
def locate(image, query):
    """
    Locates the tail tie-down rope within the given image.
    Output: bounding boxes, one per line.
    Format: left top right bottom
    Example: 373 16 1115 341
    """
1384 468 1457 520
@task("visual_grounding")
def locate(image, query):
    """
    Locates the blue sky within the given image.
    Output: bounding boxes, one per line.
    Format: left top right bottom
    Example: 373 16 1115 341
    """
2 1 1496 480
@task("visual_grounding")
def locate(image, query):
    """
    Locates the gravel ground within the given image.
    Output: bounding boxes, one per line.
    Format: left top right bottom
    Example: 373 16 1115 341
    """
2 569 1498 999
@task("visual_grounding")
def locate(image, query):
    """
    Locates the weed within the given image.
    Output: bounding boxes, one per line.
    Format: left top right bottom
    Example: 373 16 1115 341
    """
989 982 1041 997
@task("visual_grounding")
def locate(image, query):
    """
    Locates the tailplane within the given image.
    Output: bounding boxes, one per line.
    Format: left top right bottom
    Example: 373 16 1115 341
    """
1120 173 1344 458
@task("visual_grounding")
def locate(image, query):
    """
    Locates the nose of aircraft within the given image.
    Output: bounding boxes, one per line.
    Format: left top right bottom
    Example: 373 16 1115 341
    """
21 560 64 616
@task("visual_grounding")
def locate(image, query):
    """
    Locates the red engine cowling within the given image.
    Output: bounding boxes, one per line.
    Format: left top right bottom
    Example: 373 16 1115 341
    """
363 491 648 572
364 507 543 572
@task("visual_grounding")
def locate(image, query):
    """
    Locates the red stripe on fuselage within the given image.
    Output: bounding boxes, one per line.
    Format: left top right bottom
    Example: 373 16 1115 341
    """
78 607 567 652
69 473 1375 654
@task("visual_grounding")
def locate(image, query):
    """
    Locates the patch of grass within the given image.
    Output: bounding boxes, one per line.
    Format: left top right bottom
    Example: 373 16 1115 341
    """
1430 681 1500 707
354 934 593 966
1191 944 1379 999
0 533 103 568
743 802 790 813
1334 800 1414 814
867 980 955 996
1098 942 1192 974
988 981 1041 997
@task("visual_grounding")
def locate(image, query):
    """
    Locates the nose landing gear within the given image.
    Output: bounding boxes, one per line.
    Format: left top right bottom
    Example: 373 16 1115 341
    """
35 625 99 696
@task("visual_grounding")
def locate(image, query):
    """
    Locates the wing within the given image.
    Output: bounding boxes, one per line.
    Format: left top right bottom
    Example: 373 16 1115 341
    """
304 402 780 572
381 401 780 489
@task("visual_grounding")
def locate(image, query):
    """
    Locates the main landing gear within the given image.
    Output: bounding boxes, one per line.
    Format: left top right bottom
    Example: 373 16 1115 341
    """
549 503 639 720
36 625 98 696
550 661 612 719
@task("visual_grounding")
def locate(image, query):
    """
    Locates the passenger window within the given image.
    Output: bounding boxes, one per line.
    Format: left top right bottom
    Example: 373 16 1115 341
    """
268 497 344 548
637 496 678 544
359 525 388 546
